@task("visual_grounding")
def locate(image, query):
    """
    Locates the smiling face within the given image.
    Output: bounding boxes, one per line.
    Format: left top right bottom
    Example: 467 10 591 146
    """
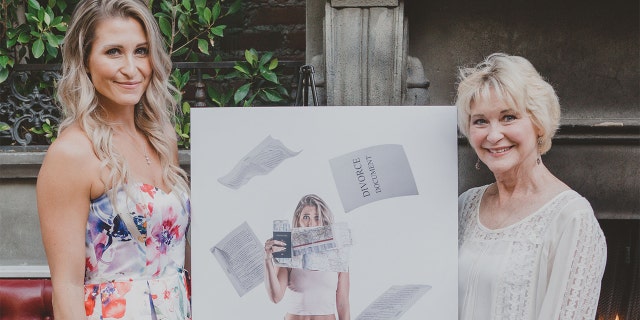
297 205 323 228
87 16 151 111
468 88 541 175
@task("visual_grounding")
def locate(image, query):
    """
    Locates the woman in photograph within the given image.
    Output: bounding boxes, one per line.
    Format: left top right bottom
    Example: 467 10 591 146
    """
264 194 351 320
36 0 191 318
455 53 607 319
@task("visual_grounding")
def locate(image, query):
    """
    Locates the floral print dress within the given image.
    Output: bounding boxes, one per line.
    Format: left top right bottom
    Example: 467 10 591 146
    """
84 183 191 319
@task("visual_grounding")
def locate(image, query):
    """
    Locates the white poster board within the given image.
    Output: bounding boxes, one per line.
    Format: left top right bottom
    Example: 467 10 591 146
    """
191 106 458 319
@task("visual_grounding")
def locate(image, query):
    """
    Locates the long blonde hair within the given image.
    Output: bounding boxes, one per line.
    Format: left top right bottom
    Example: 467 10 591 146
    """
57 0 189 199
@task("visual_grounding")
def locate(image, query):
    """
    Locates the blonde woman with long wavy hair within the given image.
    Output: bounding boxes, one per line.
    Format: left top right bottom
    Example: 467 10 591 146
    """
37 0 191 318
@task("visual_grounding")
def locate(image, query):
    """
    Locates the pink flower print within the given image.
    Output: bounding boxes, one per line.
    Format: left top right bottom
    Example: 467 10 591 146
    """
151 211 180 255
140 183 156 198
101 281 132 318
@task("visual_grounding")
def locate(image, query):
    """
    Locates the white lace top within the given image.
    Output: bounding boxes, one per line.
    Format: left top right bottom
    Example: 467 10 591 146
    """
458 185 607 320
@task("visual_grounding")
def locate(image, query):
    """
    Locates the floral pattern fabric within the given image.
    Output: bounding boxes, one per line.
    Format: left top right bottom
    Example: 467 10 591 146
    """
84 183 191 319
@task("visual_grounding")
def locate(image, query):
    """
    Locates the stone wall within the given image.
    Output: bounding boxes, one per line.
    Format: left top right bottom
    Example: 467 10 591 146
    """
218 0 306 60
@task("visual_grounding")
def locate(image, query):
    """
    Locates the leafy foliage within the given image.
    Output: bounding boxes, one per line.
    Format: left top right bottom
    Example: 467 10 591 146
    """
1 0 72 83
208 49 289 107
0 0 292 147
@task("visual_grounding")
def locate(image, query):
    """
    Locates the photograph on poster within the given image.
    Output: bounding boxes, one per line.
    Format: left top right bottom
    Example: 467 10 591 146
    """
191 106 458 319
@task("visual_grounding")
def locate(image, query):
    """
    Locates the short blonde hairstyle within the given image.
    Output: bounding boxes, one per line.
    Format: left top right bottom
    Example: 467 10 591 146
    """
455 53 561 154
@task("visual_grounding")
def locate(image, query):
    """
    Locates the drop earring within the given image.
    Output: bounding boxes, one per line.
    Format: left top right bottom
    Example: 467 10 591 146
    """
475 158 481 170
536 137 543 165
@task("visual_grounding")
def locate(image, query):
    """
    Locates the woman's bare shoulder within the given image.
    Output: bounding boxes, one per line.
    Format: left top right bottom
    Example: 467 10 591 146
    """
41 124 100 178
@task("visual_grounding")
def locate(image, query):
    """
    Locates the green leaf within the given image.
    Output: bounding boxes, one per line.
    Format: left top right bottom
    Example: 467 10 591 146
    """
44 32 59 46
197 38 209 54
44 12 51 25
234 83 251 103
0 121 9 131
182 0 191 11
37 8 45 24
172 47 188 57
203 7 212 24
57 1 67 12
32 39 45 58
45 43 58 58
194 0 206 9
261 70 279 84
158 16 172 38
25 13 38 23
227 0 242 15
210 25 225 37
268 58 279 70
243 93 257 107
233 62 251 75
0 56 8 67
31 128 44 134
182 101 191 114
183 123 191 135
27 0 41 10
259 52 273 66
212 2 221 21
264 89 284 102
245 49 258 66
18 33 31 44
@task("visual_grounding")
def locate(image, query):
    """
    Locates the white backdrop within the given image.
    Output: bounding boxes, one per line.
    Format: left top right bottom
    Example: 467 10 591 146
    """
191 106 458 319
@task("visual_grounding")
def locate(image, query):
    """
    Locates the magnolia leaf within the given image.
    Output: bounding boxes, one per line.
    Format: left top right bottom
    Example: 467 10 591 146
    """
228 0 242 15
268 58 279 70
203 7 212 24
197 39 209 55
261 70 279 84
210 25 225 37
245 49 258 66
32 39 45 58
264 89 284 102
212 2 221 21
259 52 273 66
158 16 172 38
44 32 58 46
234 83 251 103
27 0 40 10
233 63 251 75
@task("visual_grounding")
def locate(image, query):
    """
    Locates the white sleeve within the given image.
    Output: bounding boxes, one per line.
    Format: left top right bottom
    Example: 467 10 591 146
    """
537 198 607 320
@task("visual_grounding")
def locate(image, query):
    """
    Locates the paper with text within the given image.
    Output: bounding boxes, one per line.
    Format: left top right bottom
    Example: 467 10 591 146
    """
218 135 301 189
330 144 418 212
355 284 432 320
274 223 353 272
210 222 264 296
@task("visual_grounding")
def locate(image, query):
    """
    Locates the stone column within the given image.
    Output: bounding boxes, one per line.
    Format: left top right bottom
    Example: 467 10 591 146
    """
307 0 428 106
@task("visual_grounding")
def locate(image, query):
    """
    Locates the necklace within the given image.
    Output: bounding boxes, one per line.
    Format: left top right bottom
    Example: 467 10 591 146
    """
119 128 151 166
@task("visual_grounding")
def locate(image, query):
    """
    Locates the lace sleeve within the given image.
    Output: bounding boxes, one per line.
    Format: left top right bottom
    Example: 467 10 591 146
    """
538 198 607 320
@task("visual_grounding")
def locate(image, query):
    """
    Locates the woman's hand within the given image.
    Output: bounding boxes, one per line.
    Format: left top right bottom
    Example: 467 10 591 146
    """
264 238 287 259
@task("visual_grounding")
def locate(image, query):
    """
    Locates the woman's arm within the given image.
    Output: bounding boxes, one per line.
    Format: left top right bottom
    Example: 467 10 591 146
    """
264 239 289 303
336 271 351 320
37 130 98 319
537 200 607 320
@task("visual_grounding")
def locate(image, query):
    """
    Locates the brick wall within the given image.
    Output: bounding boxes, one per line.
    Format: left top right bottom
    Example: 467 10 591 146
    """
217 0 306 61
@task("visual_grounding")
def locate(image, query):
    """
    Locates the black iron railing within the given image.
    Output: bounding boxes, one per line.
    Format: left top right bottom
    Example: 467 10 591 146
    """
0 61 305 147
